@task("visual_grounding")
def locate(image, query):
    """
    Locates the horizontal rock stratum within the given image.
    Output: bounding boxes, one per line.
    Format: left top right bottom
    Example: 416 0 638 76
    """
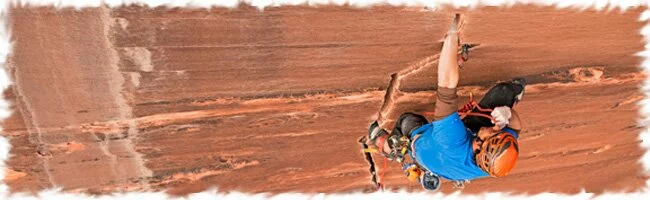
1 4 647 195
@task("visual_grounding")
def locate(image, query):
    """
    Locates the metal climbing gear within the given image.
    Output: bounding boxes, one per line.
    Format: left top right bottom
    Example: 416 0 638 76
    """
386 133 411 163
461 43 471 62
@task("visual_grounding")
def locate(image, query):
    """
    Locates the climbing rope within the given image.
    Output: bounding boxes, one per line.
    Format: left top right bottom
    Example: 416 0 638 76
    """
423 93 497 124
457 93 497 124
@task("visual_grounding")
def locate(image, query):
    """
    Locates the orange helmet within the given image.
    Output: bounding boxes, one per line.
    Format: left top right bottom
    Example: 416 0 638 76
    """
475 132 519 177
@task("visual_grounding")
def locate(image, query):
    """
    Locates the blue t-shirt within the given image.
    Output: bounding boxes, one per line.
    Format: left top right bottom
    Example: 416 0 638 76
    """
409 112 518 181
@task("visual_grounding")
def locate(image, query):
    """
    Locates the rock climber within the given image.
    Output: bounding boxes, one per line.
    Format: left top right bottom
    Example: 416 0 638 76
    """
367 14 526 191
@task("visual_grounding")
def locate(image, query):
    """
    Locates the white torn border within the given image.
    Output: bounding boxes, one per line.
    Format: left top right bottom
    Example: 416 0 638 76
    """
0 0 649 199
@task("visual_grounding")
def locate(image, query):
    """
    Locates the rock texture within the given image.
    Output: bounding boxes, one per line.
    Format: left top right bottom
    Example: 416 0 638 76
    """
1 4 647 195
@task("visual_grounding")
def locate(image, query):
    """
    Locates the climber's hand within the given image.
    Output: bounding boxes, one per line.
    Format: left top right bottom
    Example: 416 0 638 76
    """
491 106 512 130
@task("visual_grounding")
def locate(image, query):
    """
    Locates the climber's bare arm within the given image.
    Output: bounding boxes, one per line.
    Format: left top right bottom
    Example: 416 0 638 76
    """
437 17 460 89
434 14 461 120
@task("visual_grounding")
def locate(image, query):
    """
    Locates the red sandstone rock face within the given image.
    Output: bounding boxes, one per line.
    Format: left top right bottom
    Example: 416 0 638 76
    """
1 4 647 195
